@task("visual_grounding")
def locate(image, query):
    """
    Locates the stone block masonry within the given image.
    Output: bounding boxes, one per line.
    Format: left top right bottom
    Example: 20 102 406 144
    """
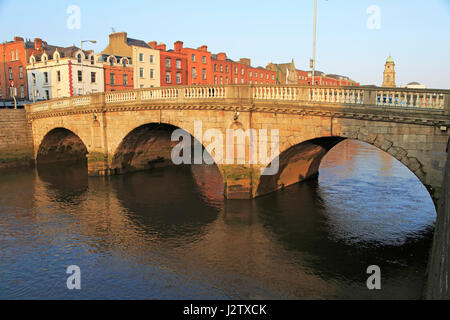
426 140 450 299
0 109 34 170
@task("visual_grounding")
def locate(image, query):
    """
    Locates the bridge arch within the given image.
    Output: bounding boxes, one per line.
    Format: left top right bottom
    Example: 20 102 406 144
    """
36 127 88 165
109 121 225 192
256 134 431 198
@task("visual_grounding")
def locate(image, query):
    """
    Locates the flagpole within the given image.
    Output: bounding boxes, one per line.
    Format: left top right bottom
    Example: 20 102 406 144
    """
312 0 317 86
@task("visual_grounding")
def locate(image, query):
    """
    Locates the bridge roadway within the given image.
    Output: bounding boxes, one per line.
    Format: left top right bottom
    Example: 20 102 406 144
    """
26 84 450 201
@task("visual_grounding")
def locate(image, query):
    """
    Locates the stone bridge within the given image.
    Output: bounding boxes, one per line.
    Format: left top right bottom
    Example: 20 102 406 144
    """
25 85 450 200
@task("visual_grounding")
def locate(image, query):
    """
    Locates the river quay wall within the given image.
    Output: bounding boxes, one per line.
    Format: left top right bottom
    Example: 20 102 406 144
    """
426 139 450 299
0 109 34 170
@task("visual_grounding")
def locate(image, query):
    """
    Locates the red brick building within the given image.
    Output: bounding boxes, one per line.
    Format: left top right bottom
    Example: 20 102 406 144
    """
210 54 277 86
102 54 134 92
0 37 44 106
151 41 188 86
180 45 212 85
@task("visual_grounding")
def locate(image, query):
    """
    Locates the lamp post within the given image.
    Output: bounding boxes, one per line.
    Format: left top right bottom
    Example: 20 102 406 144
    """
80 40 96 95
311 0 317 86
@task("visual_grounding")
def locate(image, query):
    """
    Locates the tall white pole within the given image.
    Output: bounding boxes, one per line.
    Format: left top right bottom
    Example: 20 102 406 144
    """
312 0 317 86
80 40 83 96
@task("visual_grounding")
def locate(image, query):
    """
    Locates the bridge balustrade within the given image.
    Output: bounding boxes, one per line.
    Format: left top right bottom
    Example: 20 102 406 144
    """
26 85 450 114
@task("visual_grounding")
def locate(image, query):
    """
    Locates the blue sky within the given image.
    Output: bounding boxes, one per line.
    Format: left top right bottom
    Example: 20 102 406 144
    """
1 0 449 88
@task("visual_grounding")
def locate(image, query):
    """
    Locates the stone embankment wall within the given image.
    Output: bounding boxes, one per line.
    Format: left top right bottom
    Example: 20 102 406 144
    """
426 139 450 299
0 109 34 170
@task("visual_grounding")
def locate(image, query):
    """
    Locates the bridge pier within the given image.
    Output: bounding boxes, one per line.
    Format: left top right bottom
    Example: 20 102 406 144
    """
220 165 260 200
87 152 110 176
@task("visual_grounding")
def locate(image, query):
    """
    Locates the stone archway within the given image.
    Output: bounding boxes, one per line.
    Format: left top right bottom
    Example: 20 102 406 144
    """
36 127 88 165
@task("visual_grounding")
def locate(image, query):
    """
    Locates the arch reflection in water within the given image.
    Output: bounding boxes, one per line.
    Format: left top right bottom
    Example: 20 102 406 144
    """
255 139 435 299
0 139 436 299
110 166 223 244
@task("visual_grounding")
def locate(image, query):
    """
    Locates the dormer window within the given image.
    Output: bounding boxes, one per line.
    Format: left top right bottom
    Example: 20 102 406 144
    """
77 54 82 63
90 55 94 65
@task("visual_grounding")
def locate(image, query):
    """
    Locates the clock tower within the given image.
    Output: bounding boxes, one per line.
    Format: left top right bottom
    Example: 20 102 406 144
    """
382 56 396 87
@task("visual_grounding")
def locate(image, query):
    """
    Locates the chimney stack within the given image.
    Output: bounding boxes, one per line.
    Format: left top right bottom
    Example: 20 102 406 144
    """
174 41 183 52
148 41 157 49
34 38 43 51
156 43 166 51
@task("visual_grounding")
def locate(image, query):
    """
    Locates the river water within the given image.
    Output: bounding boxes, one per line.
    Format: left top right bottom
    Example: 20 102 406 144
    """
0 140 436 299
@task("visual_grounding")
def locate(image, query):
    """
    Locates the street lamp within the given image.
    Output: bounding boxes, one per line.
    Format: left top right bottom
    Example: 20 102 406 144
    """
311 0 317 86
80 40 97 95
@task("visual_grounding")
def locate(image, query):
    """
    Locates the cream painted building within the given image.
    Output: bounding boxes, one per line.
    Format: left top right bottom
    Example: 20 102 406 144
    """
102 32 160 89
27 46 104 101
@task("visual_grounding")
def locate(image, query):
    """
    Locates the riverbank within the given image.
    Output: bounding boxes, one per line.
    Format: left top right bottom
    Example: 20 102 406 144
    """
426 140 450 299
0 109 34 171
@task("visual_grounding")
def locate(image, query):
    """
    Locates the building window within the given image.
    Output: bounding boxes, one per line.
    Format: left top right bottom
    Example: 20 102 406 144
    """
32 73 36 85
234 67 238 74
45 90 50 100
11 51 15 61
150 55 154 63
176 72 181 84
226 77 228 84
166 58 171 68
77 54 82 63
166 72 171 84
19 67 23 79
214 76 217 84
176 59 181 69
57 71 61 82
44 72 49 83
260 73 263 79
16 50 19 60
150 69 154 79
192 67 197 78
140 68 144 78
202 56 206 64
91 72 96 83
20 85 24 99
110 73 115 85
202 68 206 80
241 68 244 76
249 80 252 84
91 56 94 65
241 78 244 84
220 65 223 72
122 59 128 67
214 64 217 72
123 74 128 86
8 68 12 80
191 54 196 62
226 66 228 73
266 74 269 79
272 74 275 80
220 76 223 84
249 71 252 77
255 72 258 78
78 70 82 82
139 53 143 62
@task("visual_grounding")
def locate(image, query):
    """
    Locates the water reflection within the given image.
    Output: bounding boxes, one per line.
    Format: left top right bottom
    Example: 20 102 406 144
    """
0 140 436 300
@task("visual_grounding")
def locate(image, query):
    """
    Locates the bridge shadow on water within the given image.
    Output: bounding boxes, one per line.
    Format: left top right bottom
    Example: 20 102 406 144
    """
30 139 436 299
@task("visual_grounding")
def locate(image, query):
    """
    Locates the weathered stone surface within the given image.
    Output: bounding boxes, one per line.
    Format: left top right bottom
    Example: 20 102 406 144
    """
0 110 34 170
24 89 450 200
